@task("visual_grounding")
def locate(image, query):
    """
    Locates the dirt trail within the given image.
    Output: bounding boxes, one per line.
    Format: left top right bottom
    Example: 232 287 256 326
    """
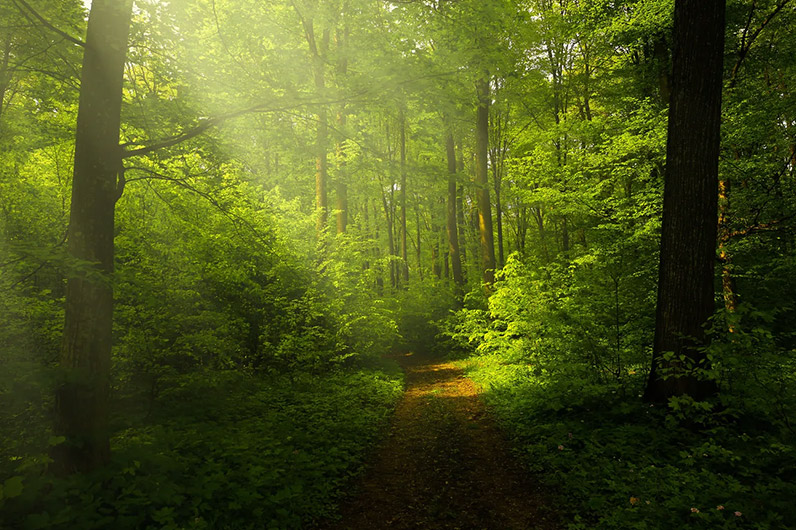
318 353 558 530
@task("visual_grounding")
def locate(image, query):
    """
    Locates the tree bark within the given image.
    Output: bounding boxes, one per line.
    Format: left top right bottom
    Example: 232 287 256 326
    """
334 25 348 234
718 177 738 315
456 138 467 272
475 78 496 287
0 40 11 122
399 110 409 283
54 0 132 474
446 133 464 289
653 35 672 103
414 199 423 280
303 20 329 234
644 0 725 402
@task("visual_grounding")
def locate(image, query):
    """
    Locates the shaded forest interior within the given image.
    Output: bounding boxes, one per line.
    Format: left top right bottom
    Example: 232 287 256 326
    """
1 0 796 528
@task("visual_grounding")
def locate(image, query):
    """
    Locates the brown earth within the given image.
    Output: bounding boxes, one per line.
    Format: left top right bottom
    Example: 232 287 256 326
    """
315 352 559 530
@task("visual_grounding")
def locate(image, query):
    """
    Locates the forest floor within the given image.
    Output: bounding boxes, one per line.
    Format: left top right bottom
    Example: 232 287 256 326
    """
317 352 560 530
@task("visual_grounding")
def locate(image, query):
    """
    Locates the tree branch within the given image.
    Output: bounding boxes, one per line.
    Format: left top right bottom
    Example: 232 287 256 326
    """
726 214 796 241
124 166 275 249
11 0 86 48
729 0 792 87
120 94 360 159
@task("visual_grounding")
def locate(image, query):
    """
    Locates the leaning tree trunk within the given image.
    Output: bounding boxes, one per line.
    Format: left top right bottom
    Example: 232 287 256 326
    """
54 0 133 474
644 0 725 402
475 78 496 287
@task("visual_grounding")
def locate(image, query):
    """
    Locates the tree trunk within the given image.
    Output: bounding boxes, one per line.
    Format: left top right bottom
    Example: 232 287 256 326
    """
456 138 467 270
334 106 347 235
446 133 464 289
495 185 504 267
475 78 496 287
644 0 725 402
414 199 423 280
54 0 133 474
432 203 442 279
0 40 11 122
653 35 672 103
399 111 409 283
532 207 550 264
380 183 396 289
304 20 329 234
335 26 348 234
373 200 384 293
489 101 508 269
718 177 738 315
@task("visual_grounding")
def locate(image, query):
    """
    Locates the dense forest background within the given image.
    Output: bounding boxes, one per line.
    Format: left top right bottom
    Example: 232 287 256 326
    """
1 0 795 528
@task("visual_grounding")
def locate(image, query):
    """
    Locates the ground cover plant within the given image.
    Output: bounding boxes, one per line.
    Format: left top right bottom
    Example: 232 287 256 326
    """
457 351 796 529
1 366 403 529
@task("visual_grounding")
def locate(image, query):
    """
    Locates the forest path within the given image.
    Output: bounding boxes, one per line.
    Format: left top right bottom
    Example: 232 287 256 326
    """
318 352 558 530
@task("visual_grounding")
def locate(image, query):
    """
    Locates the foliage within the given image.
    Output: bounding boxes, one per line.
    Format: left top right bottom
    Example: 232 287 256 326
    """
458 352 796 529
0 365 403 529
2 0 796 526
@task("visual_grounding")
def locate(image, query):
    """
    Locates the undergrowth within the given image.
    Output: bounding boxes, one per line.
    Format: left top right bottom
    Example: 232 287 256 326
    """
457 353 796 530
0 362 403 529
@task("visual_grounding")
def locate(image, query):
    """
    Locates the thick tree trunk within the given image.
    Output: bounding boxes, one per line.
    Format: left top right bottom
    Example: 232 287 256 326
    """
446 133 464 289
475 78 496 287
644 0 725 402
54 0 133 474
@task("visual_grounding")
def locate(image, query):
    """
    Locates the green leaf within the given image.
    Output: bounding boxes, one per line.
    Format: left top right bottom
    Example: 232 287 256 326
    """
2 476 24 499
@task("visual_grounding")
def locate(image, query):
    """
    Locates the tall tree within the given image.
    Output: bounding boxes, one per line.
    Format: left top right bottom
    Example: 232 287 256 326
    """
294 5 330 234
54 0 133 473
399 110 409 282
644 0 726 402
446 131 464 290
334 22 349 235
475 77 496 286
